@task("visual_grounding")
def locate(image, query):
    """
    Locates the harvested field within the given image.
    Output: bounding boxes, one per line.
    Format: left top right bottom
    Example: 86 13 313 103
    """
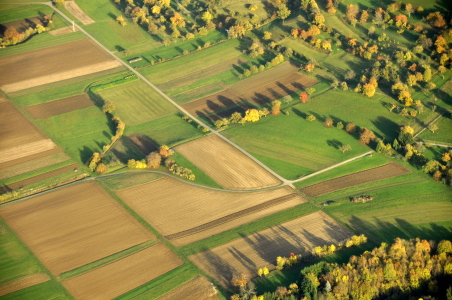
173 82 226 104
301 162 411 198
62 243 183 300
0 94 7 102
0 139 56 164
158 57 246 92
49 26 78 36
157 275 219 300
5 164 78 190
0 273 50 297
128 133 157 155
189 211 353 288
117 177 305 246
0 147 60 170
175 135 280 190
24 94 93 119
0 152 70 181
0 39 121 93
64 1 95 25
0 181 155 275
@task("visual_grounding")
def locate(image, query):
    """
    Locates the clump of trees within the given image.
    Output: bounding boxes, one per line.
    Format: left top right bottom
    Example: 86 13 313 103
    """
1 21 49 47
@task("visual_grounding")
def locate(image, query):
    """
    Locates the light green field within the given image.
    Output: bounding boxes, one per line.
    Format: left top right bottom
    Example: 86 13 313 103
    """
96 80 177 125
140 39 242 84
418 116 452 144
36 106 113 164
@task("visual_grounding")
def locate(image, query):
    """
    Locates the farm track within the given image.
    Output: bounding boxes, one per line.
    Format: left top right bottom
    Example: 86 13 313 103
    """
165 193 300 241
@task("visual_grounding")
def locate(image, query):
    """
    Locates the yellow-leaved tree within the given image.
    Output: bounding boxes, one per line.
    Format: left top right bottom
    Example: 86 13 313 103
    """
243 109 260 122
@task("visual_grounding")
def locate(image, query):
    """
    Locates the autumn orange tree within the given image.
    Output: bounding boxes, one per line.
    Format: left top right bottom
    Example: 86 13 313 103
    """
300 92 309 103
359 127 375 144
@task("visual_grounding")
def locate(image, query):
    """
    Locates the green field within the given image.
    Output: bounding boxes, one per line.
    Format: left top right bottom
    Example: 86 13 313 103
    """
418 116 452 144
1 280 71 300
36 106 113 164
96 80 177 125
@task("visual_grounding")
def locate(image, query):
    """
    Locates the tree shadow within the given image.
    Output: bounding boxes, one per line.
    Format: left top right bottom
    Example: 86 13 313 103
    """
79 145 93 164
371 116 400 141
326 139 343 149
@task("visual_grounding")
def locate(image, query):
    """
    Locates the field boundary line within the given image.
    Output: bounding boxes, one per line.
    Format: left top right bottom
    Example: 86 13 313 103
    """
164 193 303 241
414 112 443 138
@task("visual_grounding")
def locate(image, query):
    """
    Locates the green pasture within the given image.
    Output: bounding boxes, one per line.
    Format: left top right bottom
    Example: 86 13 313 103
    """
36 106 113 164
140 39 242 84
346 0 450 11
418 116 452 144
96 80 177 126
0 4 55 24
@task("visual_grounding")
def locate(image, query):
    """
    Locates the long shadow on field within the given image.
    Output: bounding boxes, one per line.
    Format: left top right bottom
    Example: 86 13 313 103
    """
347 215 452 243
199 249 236 288
371 116 400 141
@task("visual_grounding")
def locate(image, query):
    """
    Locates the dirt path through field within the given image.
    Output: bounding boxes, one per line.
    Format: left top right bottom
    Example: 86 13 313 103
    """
64 1 95 25
0 273 50 297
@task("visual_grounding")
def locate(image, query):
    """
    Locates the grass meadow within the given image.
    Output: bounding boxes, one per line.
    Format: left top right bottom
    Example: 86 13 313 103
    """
418 116 452 144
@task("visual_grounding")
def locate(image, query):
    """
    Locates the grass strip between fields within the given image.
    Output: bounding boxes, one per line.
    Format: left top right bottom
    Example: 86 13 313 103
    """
57 240 157 281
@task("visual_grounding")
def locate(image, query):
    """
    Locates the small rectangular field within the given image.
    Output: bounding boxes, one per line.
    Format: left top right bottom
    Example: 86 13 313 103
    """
96 80 177 125
62 243 183 300
189 211 353 288
0 39 122 93
0 181 155 275
300 162 411 198
156 275 219 300
24 94 93 119
175 135 281 190
116 177 306 246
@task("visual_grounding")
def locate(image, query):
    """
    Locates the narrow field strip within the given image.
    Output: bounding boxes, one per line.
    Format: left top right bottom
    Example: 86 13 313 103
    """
0 139 57 164
156 275 219 300
0 148 61 171
0 273 50 297
24 94 93 119
300 162 411 198
64 0 95 25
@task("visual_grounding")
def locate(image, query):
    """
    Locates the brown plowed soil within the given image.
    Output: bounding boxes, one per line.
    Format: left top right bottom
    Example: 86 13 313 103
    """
157 275 219 300
64 1 95 25
117 177 305 246
0 181 155 275
189 211 353 288
0 139 56 164
0 147 60 170
24 94 93 119
300 162 411 198
62 243 183 300
175 135 280 190
0 273 50 297
0 39 120 93
127 133 157 155
5 164 78 190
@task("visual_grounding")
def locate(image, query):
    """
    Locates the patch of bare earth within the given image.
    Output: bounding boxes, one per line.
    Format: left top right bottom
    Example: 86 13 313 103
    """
64 1 95 25
0 39 121 93
0 181 155 275
0 139 56 164
62 243 183 300
157 275 219 300
49 26 78 36
0 273 50 297
117 177 305 246
24 94 93 119
0 147 60 170
175 135 280 190
189 211 353 288
127 133 157 155
300 162 411 198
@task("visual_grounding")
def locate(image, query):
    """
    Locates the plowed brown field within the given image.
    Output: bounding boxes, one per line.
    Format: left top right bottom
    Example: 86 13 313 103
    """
175 135 280 190
0 147 60 170
0 181 155 275
117 177 305 246
0 39 121 93
6 164 78 190
157 276 219 300
62 243 183 300
189 211 353 288
0 273 50 297
24 94 93 119
300 162 411 198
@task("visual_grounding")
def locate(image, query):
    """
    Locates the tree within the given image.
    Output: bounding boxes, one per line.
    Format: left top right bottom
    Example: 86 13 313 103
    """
116 15 127 26
341 82 349 90
229 112 243 123
231 273 249 287
362 83 376 97
300 92 309 103
102 101 116 113
423 67 432 82
307 25 320 36
277 4 291 25
146 151 162 168
360 10 369 23
271 100 281 116
426 12 446 28
359 127 375 144
159 145 172 158
437 240 452 254
398 126 415 145
339 145 351 153
428 123 439 133
95 163 108 174
346 4 359 21
243 109 260 122
336 121 344 129
304 63 315 72
263 31 272 40
306 87 316 95
201 11 213 23
283 95 292 104
324 118 334 127
306 114 316 122
422 160 441 173
345 123 356 134
228 25 246 38
345 70 356 81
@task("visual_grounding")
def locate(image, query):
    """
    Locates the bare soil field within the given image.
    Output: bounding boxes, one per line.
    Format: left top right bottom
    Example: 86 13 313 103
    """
189 211 353 288
0 152 69 181
24 94 93 119
0 39 120 93
158 57 246 92
175 135 280 190
157 275 219 300
6 164 78 190
127 133 157 155
62 243 183 300
64 1 95 25
0 181 155 275
0 94 7 103
49 26 78 37
117 178 305 246
0 273 50 297
0 147 60 170
300 162 411 198
0 139 57 164
0 17 42 37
